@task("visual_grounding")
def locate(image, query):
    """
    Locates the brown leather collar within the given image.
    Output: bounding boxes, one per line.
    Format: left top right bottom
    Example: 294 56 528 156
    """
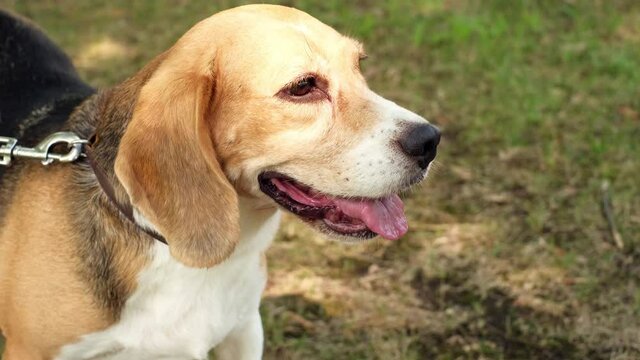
83 137 167 245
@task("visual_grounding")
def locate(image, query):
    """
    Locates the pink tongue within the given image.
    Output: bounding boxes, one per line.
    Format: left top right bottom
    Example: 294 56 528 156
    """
333 195 408 241
272 178 408 241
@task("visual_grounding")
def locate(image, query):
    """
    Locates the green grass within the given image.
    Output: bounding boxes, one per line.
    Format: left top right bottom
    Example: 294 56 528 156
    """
2 0 640 359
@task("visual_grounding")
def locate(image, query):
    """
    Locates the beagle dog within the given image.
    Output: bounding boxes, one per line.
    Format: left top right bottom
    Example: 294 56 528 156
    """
0 4 440 360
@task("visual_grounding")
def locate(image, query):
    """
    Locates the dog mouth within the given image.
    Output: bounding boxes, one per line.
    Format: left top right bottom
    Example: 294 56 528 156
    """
258 172 408 241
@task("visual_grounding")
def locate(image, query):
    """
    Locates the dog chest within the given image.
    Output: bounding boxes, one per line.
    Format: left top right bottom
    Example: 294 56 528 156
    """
57 243 267 360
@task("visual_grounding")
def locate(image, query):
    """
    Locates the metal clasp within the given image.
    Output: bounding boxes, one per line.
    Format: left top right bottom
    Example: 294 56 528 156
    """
0 132 88 166
0 136 18 166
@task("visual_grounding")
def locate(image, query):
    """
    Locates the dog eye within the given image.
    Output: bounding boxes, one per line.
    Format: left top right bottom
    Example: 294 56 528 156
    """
289 76 316 97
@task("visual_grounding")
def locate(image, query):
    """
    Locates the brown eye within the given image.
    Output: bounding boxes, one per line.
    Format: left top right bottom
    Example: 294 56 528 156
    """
277 74 329 102
289 76 316 97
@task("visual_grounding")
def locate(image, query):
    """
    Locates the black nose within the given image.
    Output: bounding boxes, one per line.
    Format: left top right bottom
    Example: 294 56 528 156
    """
399 124 441 169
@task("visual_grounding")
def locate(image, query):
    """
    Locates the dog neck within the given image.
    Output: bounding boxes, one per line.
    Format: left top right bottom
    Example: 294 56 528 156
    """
234 196 281 256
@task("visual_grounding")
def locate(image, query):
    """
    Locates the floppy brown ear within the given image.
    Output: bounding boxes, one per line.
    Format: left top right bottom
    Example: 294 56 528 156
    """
114 58 239 268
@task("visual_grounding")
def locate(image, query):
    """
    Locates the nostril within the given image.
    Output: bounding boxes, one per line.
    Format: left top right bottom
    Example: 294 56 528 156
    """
423 130 440 154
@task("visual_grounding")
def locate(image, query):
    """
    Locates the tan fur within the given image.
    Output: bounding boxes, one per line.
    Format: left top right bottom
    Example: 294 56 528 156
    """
0 4 423 358
0 166 109 358
115 63 240 268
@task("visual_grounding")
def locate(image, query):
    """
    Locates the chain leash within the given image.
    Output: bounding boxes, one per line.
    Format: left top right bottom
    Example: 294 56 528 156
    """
0 132 88 166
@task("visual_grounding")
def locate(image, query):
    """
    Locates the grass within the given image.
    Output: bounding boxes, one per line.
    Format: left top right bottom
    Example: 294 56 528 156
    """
2 0 640 358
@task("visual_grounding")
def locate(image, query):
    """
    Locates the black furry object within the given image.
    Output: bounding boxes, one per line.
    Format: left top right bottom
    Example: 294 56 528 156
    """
0 9 94 178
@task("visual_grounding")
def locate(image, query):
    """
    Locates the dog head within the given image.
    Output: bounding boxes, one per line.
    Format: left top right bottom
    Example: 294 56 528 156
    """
115 5 440 268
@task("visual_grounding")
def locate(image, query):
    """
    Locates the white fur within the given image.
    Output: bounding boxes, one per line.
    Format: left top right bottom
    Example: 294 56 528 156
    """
56 198 281 360
336 91 430 197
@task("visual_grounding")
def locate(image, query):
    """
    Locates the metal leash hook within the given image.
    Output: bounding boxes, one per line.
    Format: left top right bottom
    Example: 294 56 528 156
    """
0 132 87 166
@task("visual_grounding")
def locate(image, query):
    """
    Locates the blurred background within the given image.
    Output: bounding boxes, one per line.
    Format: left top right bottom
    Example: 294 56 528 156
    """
1 0 639 359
